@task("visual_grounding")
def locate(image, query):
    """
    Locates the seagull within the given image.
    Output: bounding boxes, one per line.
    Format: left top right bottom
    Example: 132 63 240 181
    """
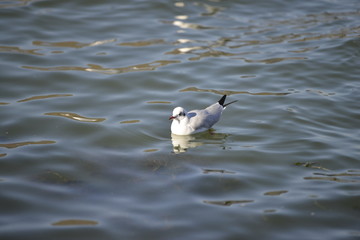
169 95 237 135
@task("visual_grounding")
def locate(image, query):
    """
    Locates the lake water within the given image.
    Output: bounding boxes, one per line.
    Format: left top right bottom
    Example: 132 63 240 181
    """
1 0 360 239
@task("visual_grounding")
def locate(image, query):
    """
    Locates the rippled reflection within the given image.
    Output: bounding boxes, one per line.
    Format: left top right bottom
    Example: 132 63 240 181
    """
0 0 39 8
171 132 228 153
119 39 165 47
304 171 360 183
203 200 254 207
174 2 184 8
146 101 172 104
0 140 56 149
166 46 205 55
34 170 80 185
295 161 330 171
175 15 188 20
120 120 140 124
264 190 288 196
143 149 159 153
289 46 319 53
203 169 236 174
17 94 73 103
44 112 105 123
161 10 360 63
240 56 307 64
171 134 203 153
23 60 180 75
171 20 214 30
0 46 43 56
195 2 224 16
306 89 336 97
52 219 98 226
180 86 290 96
33 39 116 48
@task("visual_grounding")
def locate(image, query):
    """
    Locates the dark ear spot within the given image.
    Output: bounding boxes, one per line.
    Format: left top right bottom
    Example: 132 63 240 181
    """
180 112 186 116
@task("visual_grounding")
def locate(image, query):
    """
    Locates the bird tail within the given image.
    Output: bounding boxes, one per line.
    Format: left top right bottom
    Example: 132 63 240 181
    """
218 95 238 108
224 100 238 107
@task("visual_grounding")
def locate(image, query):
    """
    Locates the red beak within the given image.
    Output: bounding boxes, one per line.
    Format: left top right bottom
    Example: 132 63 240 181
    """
169 116 175 120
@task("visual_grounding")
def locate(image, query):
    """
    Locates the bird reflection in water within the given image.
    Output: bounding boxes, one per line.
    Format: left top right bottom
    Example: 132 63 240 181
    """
171 131 229 153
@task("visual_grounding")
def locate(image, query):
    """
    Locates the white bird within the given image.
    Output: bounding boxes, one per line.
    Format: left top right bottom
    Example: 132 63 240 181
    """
169 95 237 135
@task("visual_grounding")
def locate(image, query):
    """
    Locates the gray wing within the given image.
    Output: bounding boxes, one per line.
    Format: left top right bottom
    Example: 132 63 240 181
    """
187 103 224 130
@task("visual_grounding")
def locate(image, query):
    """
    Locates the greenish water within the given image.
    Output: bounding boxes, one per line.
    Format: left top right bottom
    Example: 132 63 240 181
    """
1 0 360 239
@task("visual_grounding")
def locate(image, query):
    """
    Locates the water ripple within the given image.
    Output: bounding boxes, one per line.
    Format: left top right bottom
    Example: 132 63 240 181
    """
0 140 56 149
0 46 43 56
240 56 307 64
180 86 290 96
1 1 359 239
305 171 360 183
146 101 172 104
52 219 98 226
161 10 360 63
203 200 254 207
0 0 38 8
120 120 140 124
44 112 106 123
33 39 116 49
23 60 180 75
17 94 73 103
119 39 166 47
166 20 216 30
202 169 236 174
264 190 289 196
195 2 224 16
34 170 81 185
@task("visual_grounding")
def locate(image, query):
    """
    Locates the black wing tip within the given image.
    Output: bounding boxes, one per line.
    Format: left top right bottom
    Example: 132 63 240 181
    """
218 95 227 106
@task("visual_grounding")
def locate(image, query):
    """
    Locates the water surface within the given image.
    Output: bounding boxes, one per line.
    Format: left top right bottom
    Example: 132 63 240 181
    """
1 0 360 239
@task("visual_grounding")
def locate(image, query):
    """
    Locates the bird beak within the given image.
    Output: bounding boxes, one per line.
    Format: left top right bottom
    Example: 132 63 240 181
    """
169 116 175 120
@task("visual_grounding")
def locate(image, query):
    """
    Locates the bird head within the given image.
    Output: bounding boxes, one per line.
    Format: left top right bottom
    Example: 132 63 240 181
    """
169 107 187 121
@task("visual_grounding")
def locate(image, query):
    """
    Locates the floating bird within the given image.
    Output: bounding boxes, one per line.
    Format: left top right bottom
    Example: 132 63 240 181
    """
169 95 237 135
